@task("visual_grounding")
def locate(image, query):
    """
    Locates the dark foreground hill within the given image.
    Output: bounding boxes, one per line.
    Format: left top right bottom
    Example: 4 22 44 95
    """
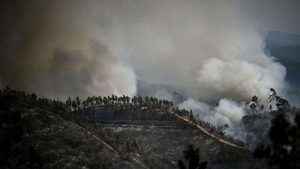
0 89 266 169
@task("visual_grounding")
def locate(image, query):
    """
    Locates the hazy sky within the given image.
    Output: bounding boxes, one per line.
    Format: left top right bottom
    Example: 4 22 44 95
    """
240 0 300 33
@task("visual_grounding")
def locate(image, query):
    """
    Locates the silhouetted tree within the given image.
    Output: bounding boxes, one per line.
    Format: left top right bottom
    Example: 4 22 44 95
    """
178 145 208 169
254 111 300 169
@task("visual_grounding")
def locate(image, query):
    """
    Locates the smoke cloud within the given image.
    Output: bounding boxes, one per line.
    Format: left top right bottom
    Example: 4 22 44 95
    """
179 98 247 141
0 0 297 102
46 41 137 98
97 0 289 101
0 0 137 99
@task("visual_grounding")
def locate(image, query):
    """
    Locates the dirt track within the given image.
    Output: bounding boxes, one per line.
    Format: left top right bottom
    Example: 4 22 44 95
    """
170 111 247 150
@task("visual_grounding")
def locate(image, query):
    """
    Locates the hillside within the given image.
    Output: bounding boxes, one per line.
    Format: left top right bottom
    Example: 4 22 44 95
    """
0 88 264 169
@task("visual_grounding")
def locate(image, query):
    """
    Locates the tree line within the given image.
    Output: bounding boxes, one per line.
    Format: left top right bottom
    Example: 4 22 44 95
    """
65 95 174 112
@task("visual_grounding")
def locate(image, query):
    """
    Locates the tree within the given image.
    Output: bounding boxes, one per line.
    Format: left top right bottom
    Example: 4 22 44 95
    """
137 96 143 105
254 111 300 169
103 97 108 105
125 96 130 104
132 96 137 105
178 145 208 169
75 97 81 111
71 100 77 112
66 97 72 109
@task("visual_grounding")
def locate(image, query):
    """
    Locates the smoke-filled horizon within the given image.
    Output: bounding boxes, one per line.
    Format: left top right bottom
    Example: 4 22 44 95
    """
0 0 299 101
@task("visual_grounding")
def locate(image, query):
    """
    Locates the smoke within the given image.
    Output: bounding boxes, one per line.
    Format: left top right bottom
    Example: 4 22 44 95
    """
101 0 288 101
1 0 298 147
0 0 298 143
0 0 137 99
7 40 136 99
46 41 137 98
0 0 292 101
179 98 248 141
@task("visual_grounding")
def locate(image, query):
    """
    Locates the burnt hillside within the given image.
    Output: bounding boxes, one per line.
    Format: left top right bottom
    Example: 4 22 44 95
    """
0 88 263 169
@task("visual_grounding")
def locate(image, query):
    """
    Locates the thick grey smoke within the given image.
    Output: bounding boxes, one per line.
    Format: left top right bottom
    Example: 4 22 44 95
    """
0 0 137 99
46 41 137 98
0 0 297 101
0 37 137 99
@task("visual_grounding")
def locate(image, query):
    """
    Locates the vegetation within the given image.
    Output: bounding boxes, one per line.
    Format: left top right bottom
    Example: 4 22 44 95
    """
178 145 208 169
0 87 183 169
0 87 257 169
253 110 300 169
66 95 174 112
0 87 130 169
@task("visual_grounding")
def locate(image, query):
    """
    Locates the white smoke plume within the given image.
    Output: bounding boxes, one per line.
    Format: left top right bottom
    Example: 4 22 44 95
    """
179 98 248 141
100 0 288 101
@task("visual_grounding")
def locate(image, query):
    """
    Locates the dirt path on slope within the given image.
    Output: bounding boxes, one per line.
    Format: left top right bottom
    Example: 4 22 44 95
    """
169 111 247 150
74 122 150 169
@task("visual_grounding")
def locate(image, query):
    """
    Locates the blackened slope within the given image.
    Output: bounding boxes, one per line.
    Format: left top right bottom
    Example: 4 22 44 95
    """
0 94 148 169
98 117 255 169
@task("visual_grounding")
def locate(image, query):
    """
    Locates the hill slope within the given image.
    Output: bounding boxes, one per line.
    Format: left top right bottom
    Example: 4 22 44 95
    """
0 89 263 169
